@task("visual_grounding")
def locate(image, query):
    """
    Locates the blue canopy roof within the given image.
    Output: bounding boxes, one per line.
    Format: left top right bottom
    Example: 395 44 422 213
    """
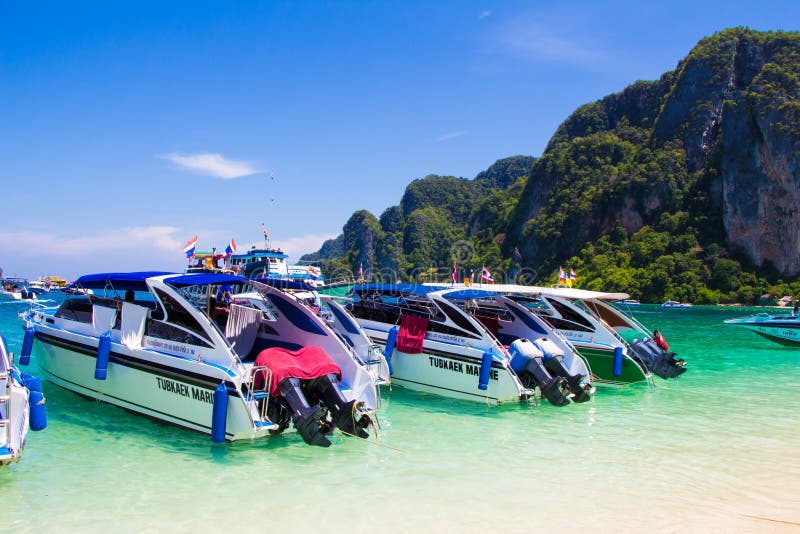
442 289 499 301
353 283 446 297
70 272 176 291
252 277 316 291
165 273 251 287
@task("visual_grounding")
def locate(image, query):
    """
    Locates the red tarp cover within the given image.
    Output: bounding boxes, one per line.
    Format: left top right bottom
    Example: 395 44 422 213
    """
254 346 342 397
396 314 429 354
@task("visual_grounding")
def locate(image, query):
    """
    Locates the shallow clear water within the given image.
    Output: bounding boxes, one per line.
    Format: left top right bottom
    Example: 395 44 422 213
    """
1 299 798 532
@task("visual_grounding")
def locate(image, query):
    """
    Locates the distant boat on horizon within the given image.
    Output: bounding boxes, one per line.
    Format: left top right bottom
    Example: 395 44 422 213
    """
661 301 692 309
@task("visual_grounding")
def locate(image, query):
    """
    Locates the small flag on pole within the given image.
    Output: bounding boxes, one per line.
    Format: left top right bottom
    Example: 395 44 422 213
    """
261 223 269 240
481 266 494 283
358 262 364 282
558 266 567 284
225 238 237 256
183 236 198 258
451 263 457 285
568 268 577 287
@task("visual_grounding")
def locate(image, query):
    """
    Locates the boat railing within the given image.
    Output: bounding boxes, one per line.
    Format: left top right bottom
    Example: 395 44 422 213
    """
361 344 386 376
246 365 272 423
18 299 61 321
0 375 9 448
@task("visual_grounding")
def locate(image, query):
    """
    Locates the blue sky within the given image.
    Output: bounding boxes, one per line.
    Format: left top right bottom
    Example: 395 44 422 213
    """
1 1 797 279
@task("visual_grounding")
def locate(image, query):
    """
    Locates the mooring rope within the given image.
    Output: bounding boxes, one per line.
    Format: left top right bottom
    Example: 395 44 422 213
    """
740 514 800 526
339 430 409 453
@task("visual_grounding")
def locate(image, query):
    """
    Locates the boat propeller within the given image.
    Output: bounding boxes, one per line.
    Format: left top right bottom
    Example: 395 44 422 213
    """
267 374 373 447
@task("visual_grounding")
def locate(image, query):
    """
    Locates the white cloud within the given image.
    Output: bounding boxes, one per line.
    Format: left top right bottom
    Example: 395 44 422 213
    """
436 130 467 142
479 10 492 19
495 19 606 64
160 152 259 179
0 226 187 279
0 227 338 280
0 226 182 257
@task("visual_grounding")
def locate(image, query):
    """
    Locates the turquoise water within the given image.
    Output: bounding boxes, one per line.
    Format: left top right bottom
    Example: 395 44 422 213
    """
1 300 798 532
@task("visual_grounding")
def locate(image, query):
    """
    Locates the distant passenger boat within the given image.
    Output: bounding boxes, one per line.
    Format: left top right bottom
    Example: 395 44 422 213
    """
661 301 692 309
724 313 800 346
225 244 325 287
618 299 641 306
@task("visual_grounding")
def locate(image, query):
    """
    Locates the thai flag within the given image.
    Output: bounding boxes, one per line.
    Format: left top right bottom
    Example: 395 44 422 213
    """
261 223 269 239
481 266 493 283
225 238 237 256
569 268 577 282
358 262 363 279
451 263 457 284
183 236 198 258
558 266 566 283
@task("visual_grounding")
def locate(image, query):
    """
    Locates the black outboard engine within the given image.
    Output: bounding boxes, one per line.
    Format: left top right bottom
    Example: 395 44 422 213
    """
509 339 571 406
630 338 686 379
303 374 371 439
532 338 592 403
275 377 333 447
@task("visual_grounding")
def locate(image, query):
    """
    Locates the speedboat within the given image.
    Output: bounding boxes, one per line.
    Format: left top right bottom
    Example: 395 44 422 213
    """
432 284 651 385
439 283 687 382
661 301 692 309
573 297 686 379
20 272 378 446
507 293 651 385
440 287 595 403
248 277 391 386
29 276 68 295
287 263 325 287
1 334 46 465
346 283 577 406
724 313 800 346
1 278 37 302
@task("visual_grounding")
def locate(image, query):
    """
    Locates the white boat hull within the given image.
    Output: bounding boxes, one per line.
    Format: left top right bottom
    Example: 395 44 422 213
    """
365 326 526 404
0 382 29 465
725 317 800 346
33 329 270 441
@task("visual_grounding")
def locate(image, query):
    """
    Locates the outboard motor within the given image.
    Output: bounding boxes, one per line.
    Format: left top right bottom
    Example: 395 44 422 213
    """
630 338 686 379
509 339 571 406
532 338 592 403
303 374 371 439
276 377 332 447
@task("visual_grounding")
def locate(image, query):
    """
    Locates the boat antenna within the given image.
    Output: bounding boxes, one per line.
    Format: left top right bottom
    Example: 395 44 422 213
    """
261 223 271 249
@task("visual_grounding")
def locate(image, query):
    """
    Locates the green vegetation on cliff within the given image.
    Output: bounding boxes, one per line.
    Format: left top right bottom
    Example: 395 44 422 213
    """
307 28 800 304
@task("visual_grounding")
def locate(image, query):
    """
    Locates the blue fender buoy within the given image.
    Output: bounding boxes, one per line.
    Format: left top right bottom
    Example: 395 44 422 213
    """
383 326 398 375
95 333 111 380
613 346 623 377
29 389 47 431
211 382 228 443
20 327 35 366
478 351 493 390
21 373 42 392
